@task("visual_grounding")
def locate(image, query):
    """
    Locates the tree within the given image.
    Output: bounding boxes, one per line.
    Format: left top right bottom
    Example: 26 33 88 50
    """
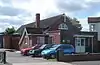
69 17 82 30
4 26 16 35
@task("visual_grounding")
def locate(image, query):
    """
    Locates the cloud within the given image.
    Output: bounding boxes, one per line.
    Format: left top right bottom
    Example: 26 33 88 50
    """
79 18 89 31
0 12 33 26
0 0 31 6
0 22 20 32
86 1 100 10
0 0 99 32
54 0 100 18
0 0 12 6
55 0 86 12
0 16 25 32
0 1 33 32
0 23 10 32
0 19 23 25
0 0 11 3
13 0 31 3
0 6 29 16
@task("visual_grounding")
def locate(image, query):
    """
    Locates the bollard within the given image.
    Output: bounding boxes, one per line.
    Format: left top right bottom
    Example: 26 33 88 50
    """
3 51 6 64
56 50 64 61
0 51 6 64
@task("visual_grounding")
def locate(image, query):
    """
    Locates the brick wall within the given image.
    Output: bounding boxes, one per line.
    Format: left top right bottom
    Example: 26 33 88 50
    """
48 30 60 44
56 50 100 62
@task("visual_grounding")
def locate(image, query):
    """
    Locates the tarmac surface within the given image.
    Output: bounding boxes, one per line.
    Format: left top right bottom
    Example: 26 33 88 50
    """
2 49 100 65
6 51 72 65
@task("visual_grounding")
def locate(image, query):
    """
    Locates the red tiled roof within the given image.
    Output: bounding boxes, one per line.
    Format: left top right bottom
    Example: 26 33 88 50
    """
88 17 100 23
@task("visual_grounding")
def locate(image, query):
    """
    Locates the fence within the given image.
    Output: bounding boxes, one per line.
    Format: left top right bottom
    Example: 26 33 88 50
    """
3 35 20 50
0 51 6 64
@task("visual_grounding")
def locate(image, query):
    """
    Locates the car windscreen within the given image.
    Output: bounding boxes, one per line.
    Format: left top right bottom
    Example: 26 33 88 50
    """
44 44 53 49
33 44 42 49
39 45 46 49
50 45 59 50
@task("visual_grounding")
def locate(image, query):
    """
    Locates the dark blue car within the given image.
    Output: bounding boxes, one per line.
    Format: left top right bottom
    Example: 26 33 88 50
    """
28 44 54 57
41 44 75 59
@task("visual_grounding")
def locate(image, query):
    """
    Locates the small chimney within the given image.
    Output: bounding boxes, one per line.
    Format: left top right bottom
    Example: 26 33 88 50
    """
36 13 40 28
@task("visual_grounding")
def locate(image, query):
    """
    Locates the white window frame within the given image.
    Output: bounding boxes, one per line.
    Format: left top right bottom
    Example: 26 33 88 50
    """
90 24 95 31
58 23 68 30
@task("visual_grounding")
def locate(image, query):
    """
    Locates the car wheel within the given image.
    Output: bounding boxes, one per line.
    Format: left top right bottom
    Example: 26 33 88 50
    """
43 56 49 59
22 53 25 56
71 52 75 54
26 51 30 56
43 56 46 59
31 54 35 57
51 54 55 59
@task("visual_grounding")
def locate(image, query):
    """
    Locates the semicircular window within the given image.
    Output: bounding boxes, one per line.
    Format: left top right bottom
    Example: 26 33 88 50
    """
58 23 68 30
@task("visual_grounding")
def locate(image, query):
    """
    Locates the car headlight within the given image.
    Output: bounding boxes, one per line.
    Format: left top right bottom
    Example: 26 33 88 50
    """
32 50 35 53
41 51 52 55
41 51 45 55
29 50 32 53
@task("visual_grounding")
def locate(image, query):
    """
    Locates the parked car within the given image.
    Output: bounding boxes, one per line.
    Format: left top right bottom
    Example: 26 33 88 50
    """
29 44 54 57
41 44 75 59
20 44 42 56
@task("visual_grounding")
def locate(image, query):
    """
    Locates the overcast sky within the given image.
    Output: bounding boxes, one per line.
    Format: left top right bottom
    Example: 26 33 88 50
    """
0 0 100 32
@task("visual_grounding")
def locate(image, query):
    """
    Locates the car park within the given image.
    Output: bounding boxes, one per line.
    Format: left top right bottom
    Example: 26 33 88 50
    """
20 44 42 56
41 44 75 59
21 47 33 56
29 44 54 57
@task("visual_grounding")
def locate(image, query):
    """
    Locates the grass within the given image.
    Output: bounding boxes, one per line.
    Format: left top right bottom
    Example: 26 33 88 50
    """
48 59 57 62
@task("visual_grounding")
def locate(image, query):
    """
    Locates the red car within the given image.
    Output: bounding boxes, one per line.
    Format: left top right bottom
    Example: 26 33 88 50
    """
21 44 42 56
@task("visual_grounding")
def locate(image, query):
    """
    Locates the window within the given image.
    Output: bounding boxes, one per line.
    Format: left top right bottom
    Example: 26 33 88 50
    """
37 37 45 44
39 45 46 49
58 23 68 30
75 38 81 46
90 24 95 31
61 45 72 49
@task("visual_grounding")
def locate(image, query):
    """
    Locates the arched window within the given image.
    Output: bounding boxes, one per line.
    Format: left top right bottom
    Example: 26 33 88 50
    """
58 23 68 30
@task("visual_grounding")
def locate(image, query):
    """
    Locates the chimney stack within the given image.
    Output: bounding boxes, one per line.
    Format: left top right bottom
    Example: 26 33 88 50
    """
36 13 40 28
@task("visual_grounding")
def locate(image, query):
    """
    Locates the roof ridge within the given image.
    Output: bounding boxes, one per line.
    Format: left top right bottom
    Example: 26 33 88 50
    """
40 14 64 21
22 14 64 26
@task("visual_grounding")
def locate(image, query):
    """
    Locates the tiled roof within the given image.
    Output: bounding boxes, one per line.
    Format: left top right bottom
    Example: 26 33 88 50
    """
25 27 46 34
88 17 100 23
17 14 65 34
17 14 80 34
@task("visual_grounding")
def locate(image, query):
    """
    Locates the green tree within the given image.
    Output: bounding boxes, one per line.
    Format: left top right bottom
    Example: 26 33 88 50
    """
4 26 16 35
71 18 82 30
67 17 82 30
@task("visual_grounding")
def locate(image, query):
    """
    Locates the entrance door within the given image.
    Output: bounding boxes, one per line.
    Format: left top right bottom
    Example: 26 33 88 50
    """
75 38 85 53
48 37 52 44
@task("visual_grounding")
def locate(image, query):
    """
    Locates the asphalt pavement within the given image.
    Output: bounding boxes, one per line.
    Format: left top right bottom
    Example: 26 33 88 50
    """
6 51 49 63
6 51 100 65
6 51 72 65
71 61 100 65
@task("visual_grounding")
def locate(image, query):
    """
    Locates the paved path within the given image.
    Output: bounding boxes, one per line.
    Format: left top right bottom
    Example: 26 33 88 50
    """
13 62 72 65
6 51 49 63
71 61 100 65
5 51 100 65
6 51 72 65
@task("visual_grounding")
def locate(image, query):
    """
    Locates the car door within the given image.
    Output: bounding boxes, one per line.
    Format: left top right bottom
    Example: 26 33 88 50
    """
61 45 72 54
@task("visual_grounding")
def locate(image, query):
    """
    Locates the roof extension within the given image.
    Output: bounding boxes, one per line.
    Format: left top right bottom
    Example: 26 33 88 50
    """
88 17 100 23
